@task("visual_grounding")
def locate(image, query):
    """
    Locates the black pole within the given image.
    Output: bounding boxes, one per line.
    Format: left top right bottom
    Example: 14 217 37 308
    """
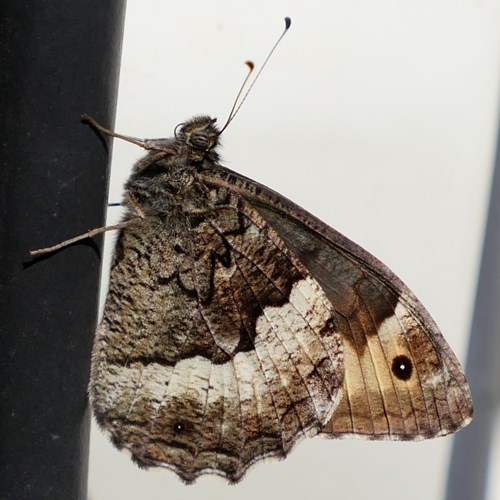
445 104 500 497
0 2 126 499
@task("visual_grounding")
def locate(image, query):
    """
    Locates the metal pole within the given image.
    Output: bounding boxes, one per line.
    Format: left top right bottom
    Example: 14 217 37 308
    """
445 104 500 499
0 2 126 498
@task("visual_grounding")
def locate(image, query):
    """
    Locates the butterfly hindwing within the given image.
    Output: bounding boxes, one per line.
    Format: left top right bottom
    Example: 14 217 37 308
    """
89 180 343 483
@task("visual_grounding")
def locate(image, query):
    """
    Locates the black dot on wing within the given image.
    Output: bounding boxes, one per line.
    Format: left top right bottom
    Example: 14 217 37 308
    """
392 355 413 381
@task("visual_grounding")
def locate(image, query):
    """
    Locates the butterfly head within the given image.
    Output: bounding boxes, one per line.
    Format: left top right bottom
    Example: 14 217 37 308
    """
175 116 221 160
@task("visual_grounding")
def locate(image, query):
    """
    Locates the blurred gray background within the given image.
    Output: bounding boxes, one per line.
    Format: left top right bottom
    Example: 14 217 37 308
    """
88 1 500 499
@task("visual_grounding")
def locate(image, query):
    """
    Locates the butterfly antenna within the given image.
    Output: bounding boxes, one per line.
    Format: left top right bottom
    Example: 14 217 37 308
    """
219 61 255 133
219 16 291 134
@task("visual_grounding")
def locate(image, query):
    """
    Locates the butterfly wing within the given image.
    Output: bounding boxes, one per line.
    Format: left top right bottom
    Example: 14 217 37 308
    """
89 184 343 483
205 166 473 441
90 158 472 484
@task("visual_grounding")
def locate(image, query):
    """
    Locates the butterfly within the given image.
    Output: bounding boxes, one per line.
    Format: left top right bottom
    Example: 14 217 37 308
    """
81 114 473 484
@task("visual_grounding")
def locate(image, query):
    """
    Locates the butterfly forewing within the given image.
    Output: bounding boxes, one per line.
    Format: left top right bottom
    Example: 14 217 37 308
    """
205 166 473 440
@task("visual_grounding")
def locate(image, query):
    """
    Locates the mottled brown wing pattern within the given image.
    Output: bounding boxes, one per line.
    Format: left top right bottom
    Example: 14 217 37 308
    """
206 167 473 441
84 115 472 484
89 185 343 483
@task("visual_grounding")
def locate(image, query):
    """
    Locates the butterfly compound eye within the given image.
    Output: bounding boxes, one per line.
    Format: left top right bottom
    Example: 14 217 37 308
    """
189 131 211 150
391 355 413 381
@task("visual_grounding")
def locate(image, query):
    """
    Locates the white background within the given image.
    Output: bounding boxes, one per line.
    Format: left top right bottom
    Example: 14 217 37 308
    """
88 1 500 499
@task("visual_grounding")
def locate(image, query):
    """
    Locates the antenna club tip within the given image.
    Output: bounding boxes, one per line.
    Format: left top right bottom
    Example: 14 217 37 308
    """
245 60 255 70
284 17 291 29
